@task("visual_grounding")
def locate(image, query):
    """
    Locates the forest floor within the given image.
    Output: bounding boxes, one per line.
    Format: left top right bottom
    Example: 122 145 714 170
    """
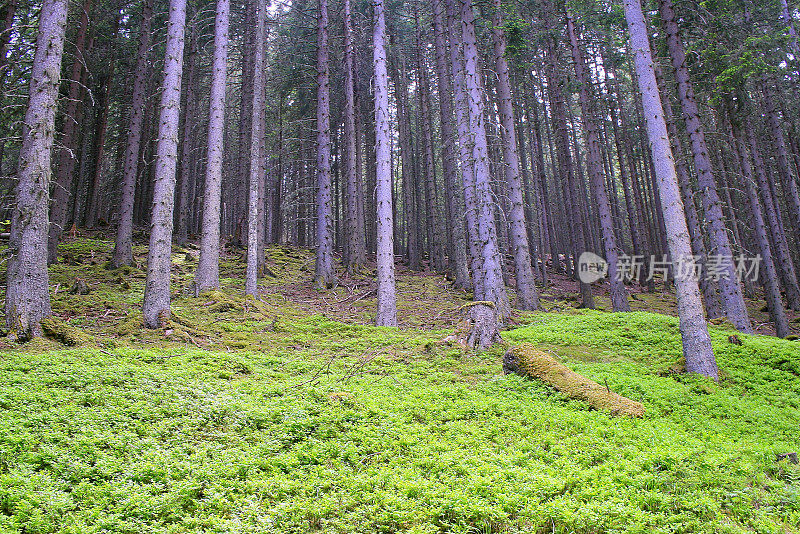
1 232 799 533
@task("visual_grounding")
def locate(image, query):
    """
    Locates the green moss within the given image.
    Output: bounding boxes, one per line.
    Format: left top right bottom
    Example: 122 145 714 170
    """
504 343 645 417
114 314 143 337
2 236 799 532
39 316 91 346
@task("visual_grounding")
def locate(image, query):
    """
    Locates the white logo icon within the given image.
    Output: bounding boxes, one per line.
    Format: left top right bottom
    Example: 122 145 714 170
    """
577 252 608 284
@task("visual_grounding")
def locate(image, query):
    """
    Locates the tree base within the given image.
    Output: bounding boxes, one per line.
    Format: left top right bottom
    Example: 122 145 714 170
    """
446 301 502 351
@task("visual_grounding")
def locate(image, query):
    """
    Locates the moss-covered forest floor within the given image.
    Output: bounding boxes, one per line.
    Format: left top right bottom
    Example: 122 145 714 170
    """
1 232 799 533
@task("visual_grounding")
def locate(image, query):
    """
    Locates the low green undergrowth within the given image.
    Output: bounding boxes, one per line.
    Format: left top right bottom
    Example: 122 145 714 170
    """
1 310 799 533
1 237 799 532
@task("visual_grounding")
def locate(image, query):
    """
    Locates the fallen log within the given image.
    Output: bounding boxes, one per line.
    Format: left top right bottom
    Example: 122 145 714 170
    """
503 343 645 418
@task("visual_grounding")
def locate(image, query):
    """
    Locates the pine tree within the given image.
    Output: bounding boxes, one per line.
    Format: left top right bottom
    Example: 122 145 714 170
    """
194 0 230 293
314 0 336 290
142 0 187 328
373 0 397 327
623 0 718 379
5 0 68 338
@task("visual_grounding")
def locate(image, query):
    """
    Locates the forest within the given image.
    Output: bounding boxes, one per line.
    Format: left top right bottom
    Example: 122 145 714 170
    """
1 0 800 531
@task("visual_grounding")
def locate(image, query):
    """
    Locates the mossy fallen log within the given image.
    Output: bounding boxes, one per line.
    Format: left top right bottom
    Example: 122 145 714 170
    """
503 343 644 418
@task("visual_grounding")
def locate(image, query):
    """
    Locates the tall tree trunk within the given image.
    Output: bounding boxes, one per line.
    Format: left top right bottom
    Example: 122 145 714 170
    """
490 0 540 311
415 8 446 273
652 61 722 318
195 0 229 292
393 61 421 271
5 0 68 338
544 40 594 308
606 62 645 264
342 0 365 273
514 86 541 281
432 0 470 290
175 22 198 246
566 13 629 312
235 0 255 244
142 0 187 328
270 96 284 243
658 0 751 333
47 0 92 263
85 14 120 228
746 120 800 310
313 0 335 289
732 126 790 338
459 0 510 318
373 0 396 327
354 85 366 255
112 0 154 267
257 117 267 273
446 0 483 299
363 86 377 254
762 84 800 250
133 95 155 227
525 76 554 282
623 0 717 379
246 0 267 296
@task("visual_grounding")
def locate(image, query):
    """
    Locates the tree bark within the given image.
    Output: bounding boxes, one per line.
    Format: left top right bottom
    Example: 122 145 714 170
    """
658 0 751 333
313 0 335 289
234 0 255 242
746 120 800 311
5 0 68 338
175 22 198 246
393 59 421 271
566 13 629 312
515 86 543 282
491 0 540 311
732 126 790 338
342 0 365 273
544 36 594 308
762 84 800 251
414 8 446 273
525 76 554 282
47 0 92 263
142 0 187 328
112 0 154 268
194 0 229 292
246 0 267 296
432 0 470 290
652 61 722 318
85 14 120 228
445 0 483 299
459 0 510 319
373 0 397 327
624 0 718 379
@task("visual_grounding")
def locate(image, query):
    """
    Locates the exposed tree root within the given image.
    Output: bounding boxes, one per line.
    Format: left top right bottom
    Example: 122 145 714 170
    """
445 301 502 351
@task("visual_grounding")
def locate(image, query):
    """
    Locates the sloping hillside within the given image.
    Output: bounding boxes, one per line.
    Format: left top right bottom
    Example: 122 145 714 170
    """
1 236 799 533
